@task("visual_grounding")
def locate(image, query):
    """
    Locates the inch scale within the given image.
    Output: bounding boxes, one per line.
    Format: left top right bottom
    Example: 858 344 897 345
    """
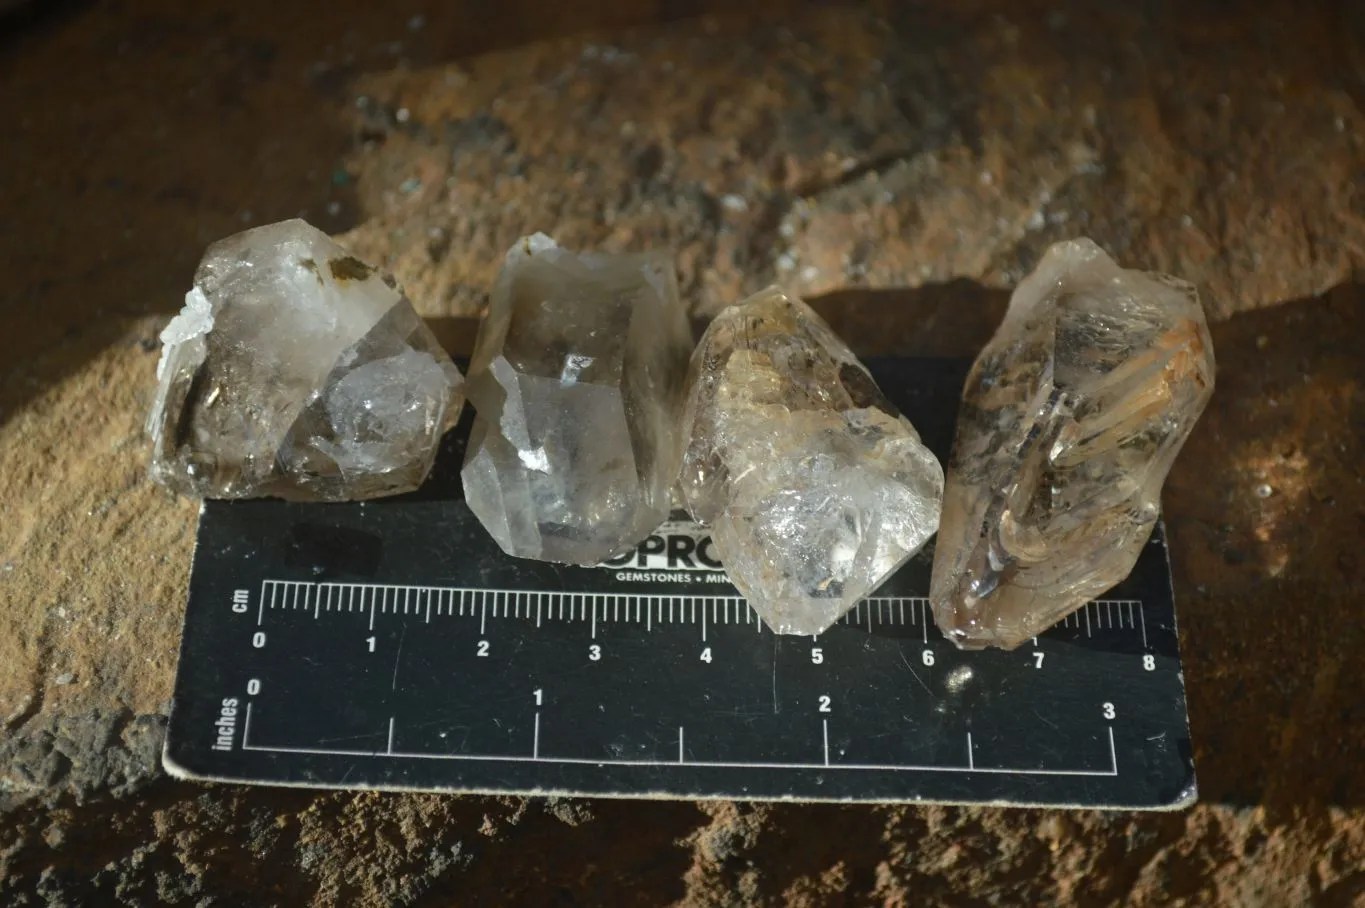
165 359 1196 808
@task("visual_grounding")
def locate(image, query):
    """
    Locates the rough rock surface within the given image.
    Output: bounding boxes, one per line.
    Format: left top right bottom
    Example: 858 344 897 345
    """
3 0 1365 904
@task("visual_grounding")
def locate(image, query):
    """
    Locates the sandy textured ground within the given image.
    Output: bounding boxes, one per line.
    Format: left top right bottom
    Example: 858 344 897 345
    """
2 0 1364 904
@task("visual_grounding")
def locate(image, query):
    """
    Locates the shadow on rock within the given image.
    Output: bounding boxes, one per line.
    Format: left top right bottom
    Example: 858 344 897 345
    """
1165 282 1365 810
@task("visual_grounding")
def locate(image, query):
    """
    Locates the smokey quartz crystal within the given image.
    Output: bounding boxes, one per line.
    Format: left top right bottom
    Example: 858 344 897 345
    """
929 239 1215 650
147 219 464 501
461 234 694 565
679 287 944 636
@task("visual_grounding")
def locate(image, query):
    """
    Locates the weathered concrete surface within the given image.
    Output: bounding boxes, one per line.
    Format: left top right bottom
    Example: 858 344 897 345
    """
2 0 1364 904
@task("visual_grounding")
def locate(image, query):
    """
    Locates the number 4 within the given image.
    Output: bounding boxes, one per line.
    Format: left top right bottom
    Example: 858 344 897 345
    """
700 647 713 663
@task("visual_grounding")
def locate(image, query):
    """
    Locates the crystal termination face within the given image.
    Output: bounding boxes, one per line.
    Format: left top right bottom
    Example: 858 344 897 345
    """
679 287 944 636
147 219 465 501
929 238 1215 650
461 234 694 566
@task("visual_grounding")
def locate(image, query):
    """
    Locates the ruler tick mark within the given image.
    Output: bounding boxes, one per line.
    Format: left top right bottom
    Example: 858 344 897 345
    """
533 712 540 759
967 732 975 770
678 726 684 764
823 719 830 766
387 717 395 755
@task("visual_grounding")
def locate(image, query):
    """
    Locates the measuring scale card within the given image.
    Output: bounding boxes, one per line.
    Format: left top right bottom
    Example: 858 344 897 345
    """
164 359 1197 808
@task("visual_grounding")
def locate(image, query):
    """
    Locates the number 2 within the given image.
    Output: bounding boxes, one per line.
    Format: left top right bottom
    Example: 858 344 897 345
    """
477 640 490 657
818 695 831 713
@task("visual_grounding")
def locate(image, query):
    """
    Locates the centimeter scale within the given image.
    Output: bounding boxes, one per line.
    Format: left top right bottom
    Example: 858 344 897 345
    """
164 359 1197 808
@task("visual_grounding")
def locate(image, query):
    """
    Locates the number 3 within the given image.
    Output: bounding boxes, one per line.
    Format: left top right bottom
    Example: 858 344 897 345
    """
1103 702 1116 720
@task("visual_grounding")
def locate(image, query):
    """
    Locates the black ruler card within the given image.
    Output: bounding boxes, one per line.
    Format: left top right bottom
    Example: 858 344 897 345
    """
164 359 1196 808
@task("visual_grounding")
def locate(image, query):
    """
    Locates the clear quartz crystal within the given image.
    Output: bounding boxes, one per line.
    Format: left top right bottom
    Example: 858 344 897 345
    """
147 219 464 500
930 239 1215 650
461 234 694 565
679 287 944 635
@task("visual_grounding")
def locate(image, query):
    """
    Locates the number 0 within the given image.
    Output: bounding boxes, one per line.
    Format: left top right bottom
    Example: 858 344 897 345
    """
252 632 266 649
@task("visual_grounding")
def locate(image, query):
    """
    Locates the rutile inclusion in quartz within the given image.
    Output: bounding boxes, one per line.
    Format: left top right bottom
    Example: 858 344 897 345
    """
929 238 1215 650
461 234 694 566
147 219 464 501
678 287 944 636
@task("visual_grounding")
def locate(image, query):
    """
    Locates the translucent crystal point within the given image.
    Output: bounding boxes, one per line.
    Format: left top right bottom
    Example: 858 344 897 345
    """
929 239 1215 650
461 234 694 565
679 287 944 635
147 219 464 501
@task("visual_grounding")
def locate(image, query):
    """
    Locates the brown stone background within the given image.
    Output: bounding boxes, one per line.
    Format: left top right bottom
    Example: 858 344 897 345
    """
2 0 1364 904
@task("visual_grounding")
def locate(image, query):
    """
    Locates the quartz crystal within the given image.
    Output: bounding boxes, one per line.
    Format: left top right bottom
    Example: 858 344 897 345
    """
679 288 944 635
929 239 1215 650
461 234 693 565
147 219 464 500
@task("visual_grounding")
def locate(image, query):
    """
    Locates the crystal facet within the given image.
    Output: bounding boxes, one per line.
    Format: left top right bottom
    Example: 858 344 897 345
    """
929 238 1215 650
679 287 944 635
147 219 464 500
461 234 693 565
